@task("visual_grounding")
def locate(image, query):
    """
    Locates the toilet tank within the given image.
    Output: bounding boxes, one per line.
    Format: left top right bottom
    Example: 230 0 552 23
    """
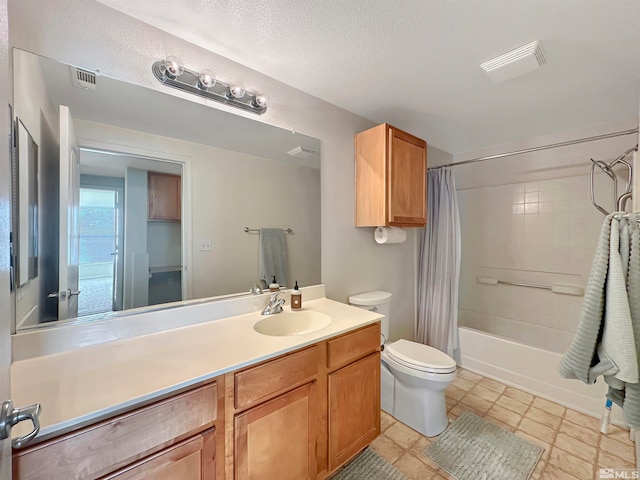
348 291 392 340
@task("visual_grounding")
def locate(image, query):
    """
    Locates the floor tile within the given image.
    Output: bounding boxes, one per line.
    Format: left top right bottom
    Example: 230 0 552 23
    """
558 418 599 447
393 452 438 480
547 446 594 480
563 408 599 431
532 397 566 417
599 435 636 463
451 377 475 391
370 434 405 464
525 406 562 430
469 384 501 402
444 385 465 401
457 369 482 382
597 449 636 470
486 404 522 427
478 377 506 393
503 386 534 405
540 462 581 480
554 433 597 462
385 421 422 449
495 394 529 415
460 393 493 413
518 418 557 442
450 403 484 419
607 425 634 446
381 410 396 432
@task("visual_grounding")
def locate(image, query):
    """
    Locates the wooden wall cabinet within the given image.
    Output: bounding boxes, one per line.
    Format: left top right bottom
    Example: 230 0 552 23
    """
355 123 427 227
148 171 181 221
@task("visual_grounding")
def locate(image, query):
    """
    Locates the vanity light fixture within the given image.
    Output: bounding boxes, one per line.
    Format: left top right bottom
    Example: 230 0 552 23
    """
152 56 268 115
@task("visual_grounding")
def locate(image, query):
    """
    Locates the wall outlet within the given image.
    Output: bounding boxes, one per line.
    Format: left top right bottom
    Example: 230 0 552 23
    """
200 240 212 251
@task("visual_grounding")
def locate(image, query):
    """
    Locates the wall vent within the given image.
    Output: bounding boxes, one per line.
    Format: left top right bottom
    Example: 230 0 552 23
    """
287 146 318 158
480 40 546 83
71 67 97 91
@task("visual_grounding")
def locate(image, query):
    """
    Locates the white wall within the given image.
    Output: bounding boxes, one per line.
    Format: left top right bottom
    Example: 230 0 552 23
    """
123 167 148 309
453 119 637 353
13 48 59 328
7 0 438 342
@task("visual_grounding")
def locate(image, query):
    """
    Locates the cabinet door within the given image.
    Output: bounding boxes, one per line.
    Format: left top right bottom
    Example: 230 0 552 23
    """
103 428 215 480
387 127 426 226
235 383 317 480
328 352 380 470
148 172 181 221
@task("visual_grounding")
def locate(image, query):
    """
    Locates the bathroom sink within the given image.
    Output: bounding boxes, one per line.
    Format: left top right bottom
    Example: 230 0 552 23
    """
253 311 331 336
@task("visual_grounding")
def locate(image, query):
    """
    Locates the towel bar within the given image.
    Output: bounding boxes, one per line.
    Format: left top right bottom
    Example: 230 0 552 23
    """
476 276 584 296
244 227 293 234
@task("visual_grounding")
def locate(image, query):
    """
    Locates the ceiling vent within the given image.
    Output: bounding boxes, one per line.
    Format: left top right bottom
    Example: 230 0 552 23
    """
480 40 546 83
71 67 97 91
287 146 318 158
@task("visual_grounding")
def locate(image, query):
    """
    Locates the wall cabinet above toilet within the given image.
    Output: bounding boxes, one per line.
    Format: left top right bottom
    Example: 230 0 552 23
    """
355 124 427 227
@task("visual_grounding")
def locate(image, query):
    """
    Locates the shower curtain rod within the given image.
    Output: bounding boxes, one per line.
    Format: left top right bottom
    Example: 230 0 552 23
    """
428 128 639 170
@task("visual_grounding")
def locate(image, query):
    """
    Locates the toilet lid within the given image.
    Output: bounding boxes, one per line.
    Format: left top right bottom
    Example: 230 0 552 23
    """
386 339 457 373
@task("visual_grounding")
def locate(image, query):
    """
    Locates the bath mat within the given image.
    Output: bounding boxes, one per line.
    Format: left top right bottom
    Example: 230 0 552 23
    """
329 447 408 480
423 411 543 480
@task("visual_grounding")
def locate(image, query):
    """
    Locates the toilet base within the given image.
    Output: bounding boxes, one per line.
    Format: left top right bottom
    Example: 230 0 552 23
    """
393 380 448 437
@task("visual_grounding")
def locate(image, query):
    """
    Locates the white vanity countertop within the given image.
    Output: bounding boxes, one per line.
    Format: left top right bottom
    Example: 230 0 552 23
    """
11 297 383 442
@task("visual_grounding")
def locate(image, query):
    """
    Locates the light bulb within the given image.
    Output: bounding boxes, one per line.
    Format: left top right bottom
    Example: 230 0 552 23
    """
228 82 245 99
253 92 268 108
197 69 216 89
163 56 184 78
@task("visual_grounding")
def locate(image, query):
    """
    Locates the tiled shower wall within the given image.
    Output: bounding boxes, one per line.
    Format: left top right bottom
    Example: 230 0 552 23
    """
452 122 636 354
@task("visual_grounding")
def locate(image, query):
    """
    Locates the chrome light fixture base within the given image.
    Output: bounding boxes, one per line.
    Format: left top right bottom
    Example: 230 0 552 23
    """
152 60 267 115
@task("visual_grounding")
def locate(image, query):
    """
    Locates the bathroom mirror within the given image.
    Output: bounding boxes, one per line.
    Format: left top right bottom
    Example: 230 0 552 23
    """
15 119 39 287
12 48 321 332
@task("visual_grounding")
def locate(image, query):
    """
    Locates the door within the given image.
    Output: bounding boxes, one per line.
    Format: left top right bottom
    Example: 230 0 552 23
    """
235 383 317 480
57 105 81 320
328 353 380 470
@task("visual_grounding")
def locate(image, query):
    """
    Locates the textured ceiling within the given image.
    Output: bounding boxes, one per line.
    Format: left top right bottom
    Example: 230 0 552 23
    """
96 0 640 155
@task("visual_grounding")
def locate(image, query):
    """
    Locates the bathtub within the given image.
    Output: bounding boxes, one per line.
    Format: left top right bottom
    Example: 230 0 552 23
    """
458 326 625 425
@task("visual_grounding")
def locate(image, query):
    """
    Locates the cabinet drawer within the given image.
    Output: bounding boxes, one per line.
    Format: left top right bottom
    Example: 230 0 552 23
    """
13 383 217 480
102 429 215 480
235 346 319 410
327 323 380 370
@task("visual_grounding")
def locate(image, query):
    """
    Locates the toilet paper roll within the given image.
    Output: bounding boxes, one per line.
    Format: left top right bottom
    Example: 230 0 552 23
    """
374 226 407 244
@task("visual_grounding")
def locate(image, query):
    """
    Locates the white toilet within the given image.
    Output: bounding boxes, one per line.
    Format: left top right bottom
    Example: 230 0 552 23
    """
349 291 457 437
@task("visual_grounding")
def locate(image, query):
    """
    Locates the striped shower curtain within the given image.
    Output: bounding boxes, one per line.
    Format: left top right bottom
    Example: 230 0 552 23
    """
416 167 461 361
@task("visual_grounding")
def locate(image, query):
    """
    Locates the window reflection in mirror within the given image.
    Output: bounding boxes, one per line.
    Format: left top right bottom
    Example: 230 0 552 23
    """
12 48 321 332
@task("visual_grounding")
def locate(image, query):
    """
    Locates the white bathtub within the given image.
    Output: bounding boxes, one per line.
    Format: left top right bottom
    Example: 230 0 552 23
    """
458 326 625 425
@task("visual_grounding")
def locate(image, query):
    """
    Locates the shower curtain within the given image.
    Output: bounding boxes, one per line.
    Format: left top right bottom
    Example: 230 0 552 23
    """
416 167 461 361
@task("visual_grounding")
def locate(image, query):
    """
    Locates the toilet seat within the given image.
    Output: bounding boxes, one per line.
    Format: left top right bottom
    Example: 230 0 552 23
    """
386 339 456 374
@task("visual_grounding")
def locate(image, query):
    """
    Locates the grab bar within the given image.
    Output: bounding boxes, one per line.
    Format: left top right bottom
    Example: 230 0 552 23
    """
476 277 584 296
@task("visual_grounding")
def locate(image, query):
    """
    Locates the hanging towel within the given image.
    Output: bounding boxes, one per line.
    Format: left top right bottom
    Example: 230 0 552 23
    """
558 214 616 383
609 218 640 429
559 214 640 429
601 218 638 385
258 228 288 289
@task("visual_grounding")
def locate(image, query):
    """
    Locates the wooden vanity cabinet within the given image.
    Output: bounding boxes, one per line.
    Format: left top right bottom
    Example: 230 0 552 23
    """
355 123 427 227
148 171 181 221
13 379 223 480
326 324 381 471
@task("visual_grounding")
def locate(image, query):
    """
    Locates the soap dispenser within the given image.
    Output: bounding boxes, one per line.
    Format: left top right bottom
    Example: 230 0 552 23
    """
291 281 302 310
269 276 280 292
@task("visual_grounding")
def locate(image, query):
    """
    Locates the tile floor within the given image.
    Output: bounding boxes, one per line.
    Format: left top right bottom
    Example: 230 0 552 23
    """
370 368 637 480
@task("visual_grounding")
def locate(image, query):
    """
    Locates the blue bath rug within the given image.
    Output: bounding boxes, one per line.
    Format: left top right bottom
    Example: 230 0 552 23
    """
423 411 543 480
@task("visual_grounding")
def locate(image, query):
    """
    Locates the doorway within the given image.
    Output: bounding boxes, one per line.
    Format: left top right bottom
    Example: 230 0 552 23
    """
77 185 124 316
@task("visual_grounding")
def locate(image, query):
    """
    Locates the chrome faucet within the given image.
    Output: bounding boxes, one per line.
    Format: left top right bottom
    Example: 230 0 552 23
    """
261 292 285 315
249 283 263 295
